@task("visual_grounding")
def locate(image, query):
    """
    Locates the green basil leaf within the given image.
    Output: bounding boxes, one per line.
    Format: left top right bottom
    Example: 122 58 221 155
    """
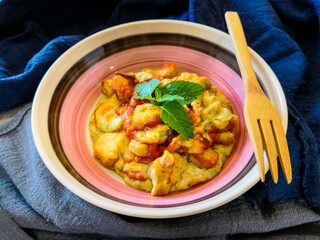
132 96 155 101
157 94 184 103
161 81 204 105
160 101 193 140
155 88 162 100
135 79 160 98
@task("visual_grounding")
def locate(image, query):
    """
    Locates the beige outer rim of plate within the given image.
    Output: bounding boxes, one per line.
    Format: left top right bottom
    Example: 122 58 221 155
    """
31 19 288 219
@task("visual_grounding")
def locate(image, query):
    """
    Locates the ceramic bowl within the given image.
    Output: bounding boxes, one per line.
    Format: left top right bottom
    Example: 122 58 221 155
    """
32 20 288 218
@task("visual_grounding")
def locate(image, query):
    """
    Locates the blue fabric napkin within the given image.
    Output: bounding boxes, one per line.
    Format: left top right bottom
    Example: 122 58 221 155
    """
0 0 320 239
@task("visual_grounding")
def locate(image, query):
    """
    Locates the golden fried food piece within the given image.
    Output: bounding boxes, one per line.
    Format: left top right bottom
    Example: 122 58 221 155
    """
201 88 233 130
128 140 149 157
216 132 236 145
177 72 211 89
108 74 135 102
149 150 187 196
94 95 123 133
135 68 159 82
134 124 171 144
123 162 149 181
93 132 129 168
132 103 162 130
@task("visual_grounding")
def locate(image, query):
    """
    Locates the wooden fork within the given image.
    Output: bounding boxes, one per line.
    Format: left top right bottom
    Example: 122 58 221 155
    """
225 12 292 184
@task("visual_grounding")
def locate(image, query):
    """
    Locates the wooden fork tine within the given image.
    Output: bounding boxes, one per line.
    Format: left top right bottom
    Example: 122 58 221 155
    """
258 118 278 183
245 115 265 182
270 116 292 184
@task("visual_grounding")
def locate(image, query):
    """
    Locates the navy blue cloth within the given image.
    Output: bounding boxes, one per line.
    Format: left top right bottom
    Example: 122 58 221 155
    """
0 0 320 239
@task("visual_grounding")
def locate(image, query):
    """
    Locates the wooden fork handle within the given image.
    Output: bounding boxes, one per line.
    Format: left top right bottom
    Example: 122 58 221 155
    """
225 12 262 92
225 12 266 182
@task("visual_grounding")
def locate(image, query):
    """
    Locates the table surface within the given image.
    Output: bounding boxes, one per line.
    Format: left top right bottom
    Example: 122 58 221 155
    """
0 104 24 125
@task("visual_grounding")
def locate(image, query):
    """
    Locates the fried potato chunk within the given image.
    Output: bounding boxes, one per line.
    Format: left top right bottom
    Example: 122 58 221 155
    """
102 79 113 97
128 140 149 157
201 88 233 130
202 105 232 130
177 72 211 89
213 86 232 109
123 162 149 181
158 78 175 88
93 132 129 168
108 74 135 102
155 63 179 80
132 103 162 130
94 95 123 133
216 132 236 145
135 68 159 82
149 150 188 196
89 113 104 143
134 124 171 144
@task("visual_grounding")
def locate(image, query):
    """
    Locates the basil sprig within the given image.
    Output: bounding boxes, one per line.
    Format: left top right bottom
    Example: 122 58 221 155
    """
133 79 204 140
